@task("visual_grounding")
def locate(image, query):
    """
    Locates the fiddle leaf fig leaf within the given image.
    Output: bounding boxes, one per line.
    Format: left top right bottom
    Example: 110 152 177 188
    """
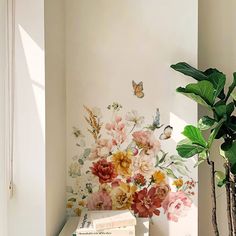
226 102 234 116
198 116 216 130
214 104 227 119
182 125 207 147
185 81 215 106
171 62 207 81
230 89 236 100
220 141 236 174
207 72 226 99
176 87 212 108
177 139 205 158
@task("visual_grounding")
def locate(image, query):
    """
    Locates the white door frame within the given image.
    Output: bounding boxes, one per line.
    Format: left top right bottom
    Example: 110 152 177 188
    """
0 0 14 234
0 0 8 234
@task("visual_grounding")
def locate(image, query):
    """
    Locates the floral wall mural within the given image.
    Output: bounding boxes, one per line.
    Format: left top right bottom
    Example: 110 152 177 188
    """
65 1 198 235
67 104 196 222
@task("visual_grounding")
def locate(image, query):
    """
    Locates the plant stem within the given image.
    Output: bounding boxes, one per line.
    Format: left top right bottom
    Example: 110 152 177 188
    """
230 172 236 235
207 158 220 236
225 164 233 236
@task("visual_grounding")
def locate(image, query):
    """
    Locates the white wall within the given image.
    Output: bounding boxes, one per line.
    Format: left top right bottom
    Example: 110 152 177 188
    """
66 1 198 235
0 0 8 235
45 0 67 235
7 0 46 235
198 0 236 235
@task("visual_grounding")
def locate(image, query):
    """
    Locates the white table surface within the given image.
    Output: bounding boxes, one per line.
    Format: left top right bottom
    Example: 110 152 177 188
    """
59 217 149 236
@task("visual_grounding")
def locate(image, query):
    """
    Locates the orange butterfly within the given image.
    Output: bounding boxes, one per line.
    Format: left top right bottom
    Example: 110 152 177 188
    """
132 80 144 98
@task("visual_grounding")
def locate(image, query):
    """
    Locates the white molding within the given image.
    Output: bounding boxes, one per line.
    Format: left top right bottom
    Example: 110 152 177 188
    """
0 0 8 235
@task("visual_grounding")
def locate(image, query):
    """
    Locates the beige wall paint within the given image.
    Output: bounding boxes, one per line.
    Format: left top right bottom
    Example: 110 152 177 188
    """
45 0 67 235
8 0 46 235
65 1 198 235
199 0 236 235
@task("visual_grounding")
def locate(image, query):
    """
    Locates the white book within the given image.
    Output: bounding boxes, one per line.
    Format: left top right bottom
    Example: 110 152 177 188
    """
90 210 136 231
76 209 135 236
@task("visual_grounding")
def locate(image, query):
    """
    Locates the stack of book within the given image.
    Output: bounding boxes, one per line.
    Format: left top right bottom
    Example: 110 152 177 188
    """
74 209 136 236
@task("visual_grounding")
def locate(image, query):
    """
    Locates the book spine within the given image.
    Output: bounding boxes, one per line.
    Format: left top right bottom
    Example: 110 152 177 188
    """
94 219 136 231
76 228 135 236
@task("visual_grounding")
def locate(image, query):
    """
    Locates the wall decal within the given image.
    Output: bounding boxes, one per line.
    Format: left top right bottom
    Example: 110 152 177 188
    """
67 106 196 222
132 81 144 98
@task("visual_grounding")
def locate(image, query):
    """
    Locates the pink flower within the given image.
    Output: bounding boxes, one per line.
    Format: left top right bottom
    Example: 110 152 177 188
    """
105 116 126 146
133 151 156 178
162 191 192 222
87 191 112 210
90 159 117 184
89 139 113 160
131 187 162 218
132 130 160 155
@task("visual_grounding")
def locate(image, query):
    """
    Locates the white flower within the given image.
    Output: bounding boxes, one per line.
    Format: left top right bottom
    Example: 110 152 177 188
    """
68 162 81 177
125 110 144 127
133 151 155 177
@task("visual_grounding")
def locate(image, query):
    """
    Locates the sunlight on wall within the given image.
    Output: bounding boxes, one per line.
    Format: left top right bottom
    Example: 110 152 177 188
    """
169 112 188 142
18 24 45 139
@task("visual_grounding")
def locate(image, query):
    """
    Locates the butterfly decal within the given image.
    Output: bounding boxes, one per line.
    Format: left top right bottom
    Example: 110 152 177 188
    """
159 125 173 140
132 80 144 98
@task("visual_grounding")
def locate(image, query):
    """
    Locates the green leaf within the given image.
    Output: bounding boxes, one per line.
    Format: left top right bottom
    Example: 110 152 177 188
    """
177 139 205 158
174 165 189 177
228 116 236 132
214 104 227 119
226 102 234 116
198 116 216 130
225 72 236 102
165 168 178 179
171 62 207 81
215 171 226 187
207 72 226 99
159 152 168 164
83 148 91 158
220 141 236 174
176 87 212 108
182 125 207 147
208 116 227 147
230 88 236 100
68 197 77 202
185 81 215 105
194 151 207 167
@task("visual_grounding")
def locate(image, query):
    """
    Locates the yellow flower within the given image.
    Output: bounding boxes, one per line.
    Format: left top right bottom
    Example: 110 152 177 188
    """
111 182 137 210
152 170 166 185
66 202 73 209
173 178 184 188
78 201 85 207
74 208 82 216
112 151 132 176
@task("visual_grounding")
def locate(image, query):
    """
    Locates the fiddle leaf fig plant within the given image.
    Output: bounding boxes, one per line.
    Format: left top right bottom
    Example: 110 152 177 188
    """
171 62 236 236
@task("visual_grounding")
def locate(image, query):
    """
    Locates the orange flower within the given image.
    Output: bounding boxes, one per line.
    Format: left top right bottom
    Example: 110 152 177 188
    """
152 170 166 185
173 178 183 188
112 151 132 176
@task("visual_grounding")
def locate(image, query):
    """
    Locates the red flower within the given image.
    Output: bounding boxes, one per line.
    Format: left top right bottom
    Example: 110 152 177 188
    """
90 159 117 184
131 187 162 218
133 173 146 186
